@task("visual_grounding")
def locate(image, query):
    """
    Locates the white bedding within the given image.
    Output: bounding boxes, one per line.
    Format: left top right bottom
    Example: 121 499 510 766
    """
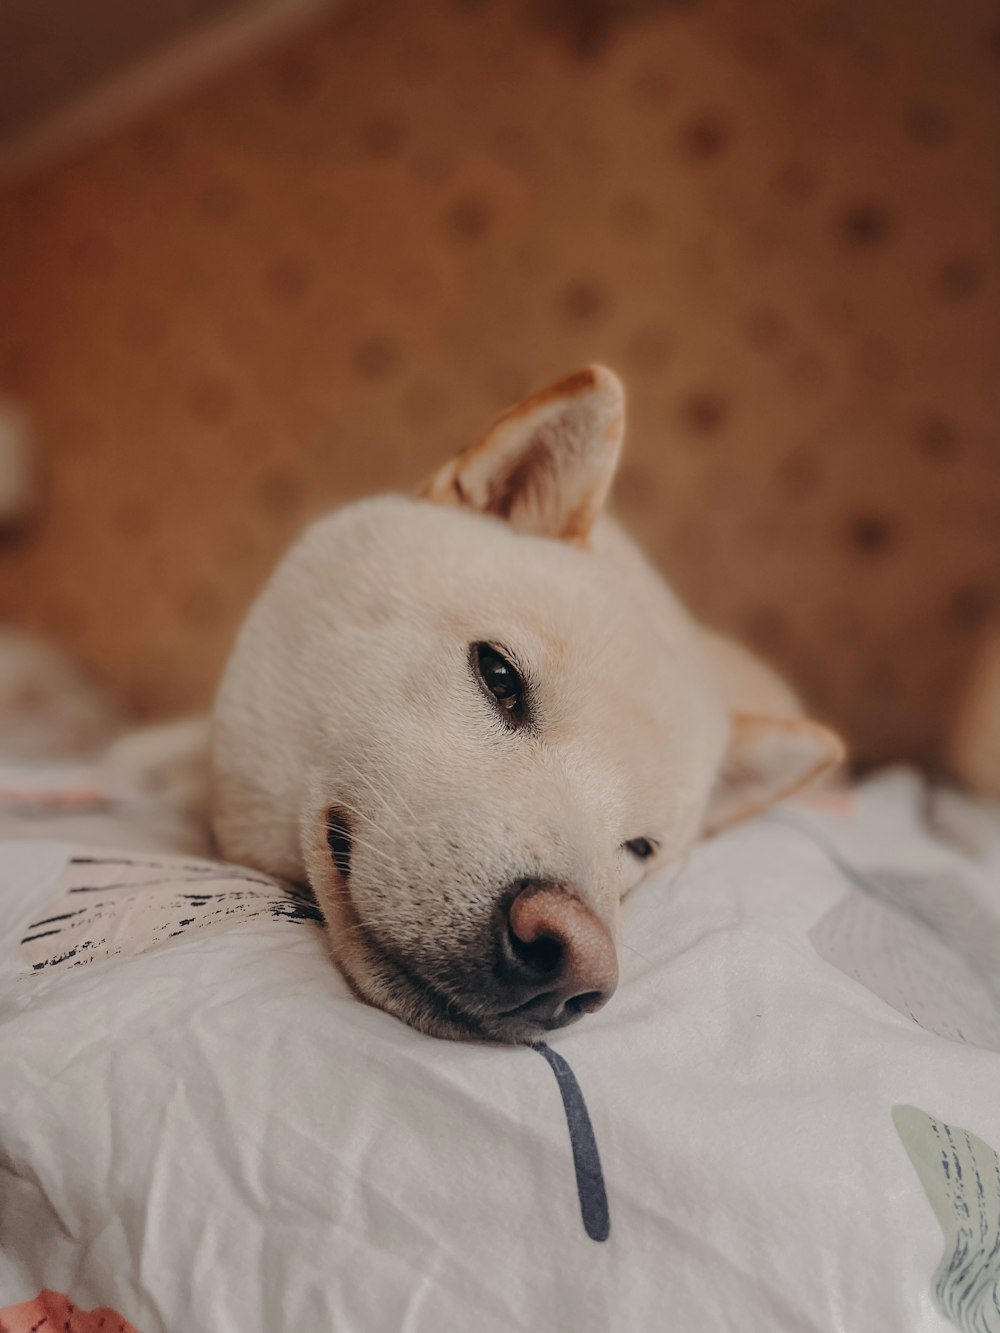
0 765 999 1332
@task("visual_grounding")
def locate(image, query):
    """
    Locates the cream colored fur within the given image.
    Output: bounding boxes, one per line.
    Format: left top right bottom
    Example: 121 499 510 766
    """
203 366 843 1042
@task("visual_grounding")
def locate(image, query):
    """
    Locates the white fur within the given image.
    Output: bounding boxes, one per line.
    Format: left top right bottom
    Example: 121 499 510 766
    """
209 367 842 1041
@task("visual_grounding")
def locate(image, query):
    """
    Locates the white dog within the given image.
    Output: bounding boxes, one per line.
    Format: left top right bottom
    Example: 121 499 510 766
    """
193 366 843 1043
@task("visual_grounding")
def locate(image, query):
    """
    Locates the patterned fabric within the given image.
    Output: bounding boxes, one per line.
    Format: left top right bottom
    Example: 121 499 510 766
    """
0 1291 138 1333
895 1107 1000 1333
1 763 999 1330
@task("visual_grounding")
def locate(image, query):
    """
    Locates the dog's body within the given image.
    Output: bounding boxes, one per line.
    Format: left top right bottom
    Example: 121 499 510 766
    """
198 367 844 1042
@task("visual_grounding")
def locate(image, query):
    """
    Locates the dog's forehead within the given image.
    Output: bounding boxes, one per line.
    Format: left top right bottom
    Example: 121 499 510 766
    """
300 495 704 712
333 496 667 634
382 499 707 735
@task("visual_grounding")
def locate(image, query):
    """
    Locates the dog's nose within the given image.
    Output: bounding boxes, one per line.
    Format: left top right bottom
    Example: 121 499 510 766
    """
496 881 618 1029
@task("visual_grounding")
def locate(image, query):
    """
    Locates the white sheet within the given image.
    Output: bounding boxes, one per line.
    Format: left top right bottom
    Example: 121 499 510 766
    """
1 767 999 1332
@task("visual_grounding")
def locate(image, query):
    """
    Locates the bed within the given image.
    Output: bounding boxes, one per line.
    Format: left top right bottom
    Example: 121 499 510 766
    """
1 760 998 1332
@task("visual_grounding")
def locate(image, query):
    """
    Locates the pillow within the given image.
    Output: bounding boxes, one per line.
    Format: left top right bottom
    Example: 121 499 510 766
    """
1 764 998 1332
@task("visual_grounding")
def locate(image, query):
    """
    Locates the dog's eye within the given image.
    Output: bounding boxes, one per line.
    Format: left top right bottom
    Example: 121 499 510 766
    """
472 643 527 726
624 837 657 860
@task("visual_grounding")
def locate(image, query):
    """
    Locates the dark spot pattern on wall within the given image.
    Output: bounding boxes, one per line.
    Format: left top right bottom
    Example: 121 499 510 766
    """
186 377 235 427
360 112 406 156
946 583 995 632
352 335 403 380
677 389 729 437
677 112 733 162
837 201 893 249
905 103 953 147
0 0 993 768
934 255 986 302
558 279 610 322
196 179 244 223
263 256 312 302
445 194 494 242
847 513 897 556
776 448 822 497
744 306 787 349
914 416 959 463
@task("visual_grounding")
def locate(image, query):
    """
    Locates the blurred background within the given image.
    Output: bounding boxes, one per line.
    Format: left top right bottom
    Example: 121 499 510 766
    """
0 0 996 772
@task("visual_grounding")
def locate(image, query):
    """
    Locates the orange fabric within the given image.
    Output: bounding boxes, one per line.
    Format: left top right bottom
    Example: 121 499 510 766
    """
0 1289 139 1333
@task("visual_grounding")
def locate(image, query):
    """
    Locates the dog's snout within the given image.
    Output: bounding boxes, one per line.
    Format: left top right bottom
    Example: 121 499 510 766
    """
496 881 618 1031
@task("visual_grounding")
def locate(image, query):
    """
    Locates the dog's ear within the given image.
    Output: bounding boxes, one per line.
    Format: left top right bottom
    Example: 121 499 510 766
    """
420 365 624 543
703 715 846 834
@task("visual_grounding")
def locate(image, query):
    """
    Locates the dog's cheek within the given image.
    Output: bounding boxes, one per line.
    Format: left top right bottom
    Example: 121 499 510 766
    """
300 820 374 987
299 823 455 1034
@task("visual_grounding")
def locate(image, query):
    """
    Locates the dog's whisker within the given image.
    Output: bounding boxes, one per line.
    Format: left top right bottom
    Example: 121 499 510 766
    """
322 797 394 846
328 785 440 875
338 832 410 879
334 758 414 833
341 754 422 830
367 768 421 831
324 803 411 875
329 917 381 942
334 757 424 837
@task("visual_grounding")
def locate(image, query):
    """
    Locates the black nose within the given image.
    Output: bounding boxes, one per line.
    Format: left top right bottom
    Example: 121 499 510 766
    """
494 881 619 1030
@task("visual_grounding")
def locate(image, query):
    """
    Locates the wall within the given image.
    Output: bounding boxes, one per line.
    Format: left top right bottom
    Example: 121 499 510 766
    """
0 0 996 767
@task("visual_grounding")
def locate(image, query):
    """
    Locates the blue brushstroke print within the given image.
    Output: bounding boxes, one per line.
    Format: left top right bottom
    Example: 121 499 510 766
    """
535 1042 610 1242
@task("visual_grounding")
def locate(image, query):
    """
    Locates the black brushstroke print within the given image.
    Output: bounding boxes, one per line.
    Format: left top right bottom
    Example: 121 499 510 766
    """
269 897 325 925
894 1104 1000 1331
534 1042 610 1242
21 860 325 972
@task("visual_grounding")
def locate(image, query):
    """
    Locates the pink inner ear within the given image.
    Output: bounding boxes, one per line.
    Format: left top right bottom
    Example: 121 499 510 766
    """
418 365 625 543
705 715 846 834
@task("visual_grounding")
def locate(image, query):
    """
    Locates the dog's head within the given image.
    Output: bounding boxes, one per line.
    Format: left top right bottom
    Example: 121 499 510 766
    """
211 368 842 1042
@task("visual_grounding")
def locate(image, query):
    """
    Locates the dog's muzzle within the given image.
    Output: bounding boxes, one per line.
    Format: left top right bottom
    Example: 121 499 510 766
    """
489 880 618 1034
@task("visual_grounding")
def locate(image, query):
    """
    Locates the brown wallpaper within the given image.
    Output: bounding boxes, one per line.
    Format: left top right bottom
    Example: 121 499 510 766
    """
0 0 996 769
